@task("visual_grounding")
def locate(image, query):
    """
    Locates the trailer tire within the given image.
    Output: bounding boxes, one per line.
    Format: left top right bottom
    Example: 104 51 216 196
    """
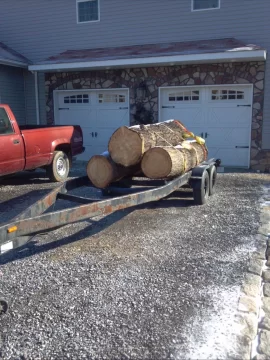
193 170 210 205
46 151 70 182
0 299 8 315
208 165 217 196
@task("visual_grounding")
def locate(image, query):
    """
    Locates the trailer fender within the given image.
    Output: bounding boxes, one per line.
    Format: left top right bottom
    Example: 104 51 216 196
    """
189 165 209 189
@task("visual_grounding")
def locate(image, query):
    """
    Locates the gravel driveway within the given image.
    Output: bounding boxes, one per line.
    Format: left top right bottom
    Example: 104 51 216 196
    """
0 165 269 359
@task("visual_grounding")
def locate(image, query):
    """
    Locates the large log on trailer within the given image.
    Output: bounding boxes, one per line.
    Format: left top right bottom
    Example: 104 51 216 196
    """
108 120 190 167
86 151 141 189
141 142 208 179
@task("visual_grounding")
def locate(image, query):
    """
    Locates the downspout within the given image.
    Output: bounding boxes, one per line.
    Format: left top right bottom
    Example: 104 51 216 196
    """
34 71 40 125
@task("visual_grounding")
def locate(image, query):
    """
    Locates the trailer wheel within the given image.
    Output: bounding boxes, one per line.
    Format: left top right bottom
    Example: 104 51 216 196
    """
208 165 217 196
193 170 210 205
47 151 70 182
0 299 8 315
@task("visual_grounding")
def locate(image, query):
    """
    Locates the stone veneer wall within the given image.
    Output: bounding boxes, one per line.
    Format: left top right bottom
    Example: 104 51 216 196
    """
45 61 268 171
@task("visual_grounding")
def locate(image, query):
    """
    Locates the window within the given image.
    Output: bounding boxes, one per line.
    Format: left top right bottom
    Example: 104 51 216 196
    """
168 90 200 102
98 93 126 103
192 0 220 11
77 0 99 23
64 94 89 103
211 89 244 101
0 108 14 135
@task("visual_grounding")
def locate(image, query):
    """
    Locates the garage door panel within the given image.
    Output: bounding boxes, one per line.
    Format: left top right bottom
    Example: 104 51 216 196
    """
208 147 249 167
161 107 203 131
97 109 129 128
80 127 95 147
208 107 251 128
207 127 250 146
78 145 96 161
58 109 91 127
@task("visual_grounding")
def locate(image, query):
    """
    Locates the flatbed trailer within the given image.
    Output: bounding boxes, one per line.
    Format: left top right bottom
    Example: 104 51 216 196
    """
0 158 220 314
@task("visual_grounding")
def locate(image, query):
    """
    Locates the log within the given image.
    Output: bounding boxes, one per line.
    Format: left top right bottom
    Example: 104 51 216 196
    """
141 141 208 179
108 119 190 167
86 151 140 189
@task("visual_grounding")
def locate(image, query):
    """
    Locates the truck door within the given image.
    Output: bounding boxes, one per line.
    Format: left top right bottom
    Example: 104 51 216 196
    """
0 107 24 176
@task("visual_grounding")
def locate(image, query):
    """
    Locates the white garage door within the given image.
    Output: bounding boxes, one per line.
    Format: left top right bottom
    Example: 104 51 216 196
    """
160 85 253 167
55 89 129 161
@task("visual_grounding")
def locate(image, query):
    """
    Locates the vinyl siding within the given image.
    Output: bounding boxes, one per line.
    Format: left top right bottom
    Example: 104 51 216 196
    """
0 0 269 145
0 65 26 124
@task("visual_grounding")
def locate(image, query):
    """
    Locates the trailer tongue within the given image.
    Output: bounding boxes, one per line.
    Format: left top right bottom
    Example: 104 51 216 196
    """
0 158 220 314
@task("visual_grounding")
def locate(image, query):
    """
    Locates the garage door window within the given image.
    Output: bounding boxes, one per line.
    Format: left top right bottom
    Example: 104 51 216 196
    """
211 89 244 101
98 93 126 103
168 90 200 102
64 94 89 104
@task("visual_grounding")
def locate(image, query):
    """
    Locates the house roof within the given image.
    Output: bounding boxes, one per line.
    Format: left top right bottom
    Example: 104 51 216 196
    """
0 42 30 68
29 38 266 72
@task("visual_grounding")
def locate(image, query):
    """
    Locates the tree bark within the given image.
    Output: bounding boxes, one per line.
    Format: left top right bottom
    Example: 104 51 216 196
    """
108 119 190 167
141 142 208 179
86 151 141 189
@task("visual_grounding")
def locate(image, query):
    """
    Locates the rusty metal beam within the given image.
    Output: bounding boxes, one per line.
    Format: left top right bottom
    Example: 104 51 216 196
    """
0 172 191 247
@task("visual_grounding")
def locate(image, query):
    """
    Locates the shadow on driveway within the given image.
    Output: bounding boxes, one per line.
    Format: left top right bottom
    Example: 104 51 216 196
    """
0 189 196 265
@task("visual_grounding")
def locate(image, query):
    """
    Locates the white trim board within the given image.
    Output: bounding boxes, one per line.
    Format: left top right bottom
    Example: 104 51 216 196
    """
29 50 266 72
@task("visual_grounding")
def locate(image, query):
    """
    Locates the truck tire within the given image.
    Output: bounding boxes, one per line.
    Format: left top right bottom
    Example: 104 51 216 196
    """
193 170 210 205
208 165 217 196
47 151 70 182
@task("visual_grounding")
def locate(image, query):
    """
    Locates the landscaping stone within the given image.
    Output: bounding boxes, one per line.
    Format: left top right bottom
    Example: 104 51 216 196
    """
238 295 259 314
264 284 270 297
262 298 270 314
260 317 270 331
263 271 270 283
258 330 270 356
227 335 251 360
234 313 258 341
253 248 267 260
241 274 262 297
256 354 270 360
258 225 270 236
248 258 264 276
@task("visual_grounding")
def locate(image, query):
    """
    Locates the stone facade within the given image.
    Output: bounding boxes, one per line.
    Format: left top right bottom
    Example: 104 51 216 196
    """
45 61 269 170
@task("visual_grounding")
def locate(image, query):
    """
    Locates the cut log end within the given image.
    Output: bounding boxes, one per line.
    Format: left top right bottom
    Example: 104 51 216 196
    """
87 155 113 189
141 147 173 179
108 126 143 167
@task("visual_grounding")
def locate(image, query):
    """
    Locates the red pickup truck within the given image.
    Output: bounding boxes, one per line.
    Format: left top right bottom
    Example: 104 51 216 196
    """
0 105 84 182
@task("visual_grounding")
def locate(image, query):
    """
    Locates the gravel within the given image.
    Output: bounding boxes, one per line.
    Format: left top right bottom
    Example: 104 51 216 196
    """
0 167 269 359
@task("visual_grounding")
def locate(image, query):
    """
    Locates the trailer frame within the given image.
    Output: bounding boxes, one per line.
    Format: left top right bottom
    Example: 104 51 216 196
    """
0 158 220 314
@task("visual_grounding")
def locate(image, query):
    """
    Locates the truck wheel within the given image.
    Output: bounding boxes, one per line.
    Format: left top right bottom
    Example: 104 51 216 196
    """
0 299 8 315
193 170 210 205
47 151 70 182
208 165 217 196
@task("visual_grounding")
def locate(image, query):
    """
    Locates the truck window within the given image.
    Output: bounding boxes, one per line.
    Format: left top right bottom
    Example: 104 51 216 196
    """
0 108 14 135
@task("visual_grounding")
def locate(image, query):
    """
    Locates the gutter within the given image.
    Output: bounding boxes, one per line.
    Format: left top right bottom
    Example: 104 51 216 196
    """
0 58 29 68
28 50 267 72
